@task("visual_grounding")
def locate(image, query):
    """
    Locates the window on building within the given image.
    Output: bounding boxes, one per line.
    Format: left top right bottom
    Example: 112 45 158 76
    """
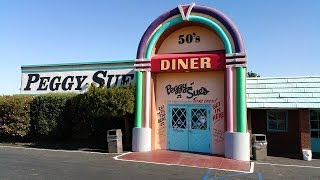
267 110 288 132
310 110 320 138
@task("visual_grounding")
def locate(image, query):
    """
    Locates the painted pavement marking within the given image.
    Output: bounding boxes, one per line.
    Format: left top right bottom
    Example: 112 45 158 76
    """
203 169 263 180
257 172 263 180
202 169 212 180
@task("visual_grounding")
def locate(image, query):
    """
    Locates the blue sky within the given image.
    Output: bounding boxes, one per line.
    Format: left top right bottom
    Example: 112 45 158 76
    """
0 0 319 94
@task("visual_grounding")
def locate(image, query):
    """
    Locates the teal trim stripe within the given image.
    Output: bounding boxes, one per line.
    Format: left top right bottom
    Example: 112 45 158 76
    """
136 17 183 128
140 15 235 129
134 71 143 128
145 15 233 57
22 65 134 73
236 67 247 133
21 59 134 68
145 17 183 58
189 15 232 54
136 16 183 128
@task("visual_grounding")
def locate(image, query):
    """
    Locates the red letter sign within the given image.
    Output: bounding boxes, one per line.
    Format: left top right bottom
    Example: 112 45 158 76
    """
151 53 225 73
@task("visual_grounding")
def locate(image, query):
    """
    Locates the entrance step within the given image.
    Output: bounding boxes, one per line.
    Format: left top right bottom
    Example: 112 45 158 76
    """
115 150 252 172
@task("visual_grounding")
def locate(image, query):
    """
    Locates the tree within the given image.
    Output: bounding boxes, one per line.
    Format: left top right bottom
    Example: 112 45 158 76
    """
247 71 260 77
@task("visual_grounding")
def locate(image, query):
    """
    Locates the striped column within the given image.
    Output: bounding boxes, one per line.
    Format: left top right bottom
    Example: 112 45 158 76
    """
226 67 234 132
134 59 151 128
144 71 151 128
134 71 143 128
236 67 246 133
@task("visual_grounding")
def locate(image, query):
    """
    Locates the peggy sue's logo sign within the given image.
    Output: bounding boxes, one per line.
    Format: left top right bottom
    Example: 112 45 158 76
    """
21 69 135 94
150 53 225 73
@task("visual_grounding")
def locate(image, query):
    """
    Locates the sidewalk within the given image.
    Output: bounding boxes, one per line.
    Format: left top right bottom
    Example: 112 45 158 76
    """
115 150 252 172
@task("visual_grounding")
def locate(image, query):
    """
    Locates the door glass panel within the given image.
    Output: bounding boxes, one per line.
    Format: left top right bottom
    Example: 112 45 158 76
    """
311 120 319 130
172 108 187 129
191 108 207 130
311 131 319 138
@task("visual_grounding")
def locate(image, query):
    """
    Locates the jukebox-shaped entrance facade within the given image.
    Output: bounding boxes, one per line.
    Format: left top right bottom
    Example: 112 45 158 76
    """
132 4 250 161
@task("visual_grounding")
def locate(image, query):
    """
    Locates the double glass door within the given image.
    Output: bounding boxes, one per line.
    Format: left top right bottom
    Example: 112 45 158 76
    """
167 104 211 153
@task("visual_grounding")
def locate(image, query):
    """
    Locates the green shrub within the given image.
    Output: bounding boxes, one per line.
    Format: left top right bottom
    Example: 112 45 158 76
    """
0 95 33 138
64 93 91 140
1 84 135 148
71 85 135 145
85 84 135 119
30 93 76 140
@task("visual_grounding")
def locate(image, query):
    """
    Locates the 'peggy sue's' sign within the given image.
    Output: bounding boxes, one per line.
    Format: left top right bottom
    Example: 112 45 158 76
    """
151 53 225 73
21 69 135 94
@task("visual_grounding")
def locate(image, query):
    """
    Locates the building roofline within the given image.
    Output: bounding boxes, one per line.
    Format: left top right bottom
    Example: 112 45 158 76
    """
21 59 134 69
247 76 320 80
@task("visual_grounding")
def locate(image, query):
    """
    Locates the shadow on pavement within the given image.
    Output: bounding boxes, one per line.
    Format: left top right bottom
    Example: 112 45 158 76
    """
26 142 109 153
265 152 320 160
1 142 109 153
313 153 320 159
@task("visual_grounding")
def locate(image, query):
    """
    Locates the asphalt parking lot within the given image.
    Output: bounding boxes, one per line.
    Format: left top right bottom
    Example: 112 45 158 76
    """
0 145 319 180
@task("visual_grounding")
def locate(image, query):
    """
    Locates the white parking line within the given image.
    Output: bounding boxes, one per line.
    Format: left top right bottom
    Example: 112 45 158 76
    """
256 162 320 169
113 152 132 160
1 145 258 172
249 162 255 173
0 145 121 155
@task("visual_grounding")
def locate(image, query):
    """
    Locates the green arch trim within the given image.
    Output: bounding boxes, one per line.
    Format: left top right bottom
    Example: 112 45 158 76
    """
135 15 237 129
145 15 233 58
